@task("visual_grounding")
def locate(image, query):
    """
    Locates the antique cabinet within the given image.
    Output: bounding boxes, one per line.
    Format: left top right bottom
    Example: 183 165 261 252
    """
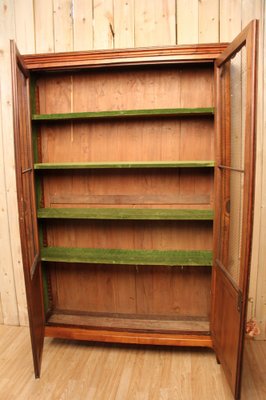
11 20 257 399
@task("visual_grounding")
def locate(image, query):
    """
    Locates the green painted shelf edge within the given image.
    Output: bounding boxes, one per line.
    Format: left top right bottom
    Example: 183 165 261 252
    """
34 161 215 169
32 107 215 121
37 208 214 220
40 247 213 266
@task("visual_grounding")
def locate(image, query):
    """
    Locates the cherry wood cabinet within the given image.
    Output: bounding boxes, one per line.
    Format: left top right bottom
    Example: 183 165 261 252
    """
11 20 257 400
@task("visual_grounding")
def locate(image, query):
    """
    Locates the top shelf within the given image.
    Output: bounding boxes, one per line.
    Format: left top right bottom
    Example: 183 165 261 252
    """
31 107 215 121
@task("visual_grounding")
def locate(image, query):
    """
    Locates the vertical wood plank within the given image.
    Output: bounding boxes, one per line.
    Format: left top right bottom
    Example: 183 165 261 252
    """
34 0 54 53
53 0 74 52
0 80 20 325
13 0 35 54
198 0 219 43
250 0 266 339
93 0 114 50
0 292 3 324
220 0 242 42
241 0 265 338
0 0 20 326
73 0 93 51
114 0 135 48
177 0 198 45
134 0 176 47
255 207 266 339
241 0 261 27
9 0 36 326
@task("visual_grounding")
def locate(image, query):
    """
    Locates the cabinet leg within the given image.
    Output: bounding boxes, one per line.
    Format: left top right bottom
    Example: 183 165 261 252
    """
215 354 221 365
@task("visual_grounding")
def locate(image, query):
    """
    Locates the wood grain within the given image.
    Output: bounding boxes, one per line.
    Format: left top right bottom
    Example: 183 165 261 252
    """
0 0 22 326
73 0 93 51
0 325 266 399
14 0 35 54
134 0 176 47
93 0 114 50
177 0 198 45
22 44 227 70
114 0 134 48
198 0 219 44
34 0 54 53
220 0 242 42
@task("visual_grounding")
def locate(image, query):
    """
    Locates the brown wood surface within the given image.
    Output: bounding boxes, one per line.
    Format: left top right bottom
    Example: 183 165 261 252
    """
46 220 213 250
11 41 45 378
37 65 214 114
22 43 228 71
45 325 213 348
48 263 211 319
43 169 214 209
39 118 214 163
212 267 240 394
47 312 210 333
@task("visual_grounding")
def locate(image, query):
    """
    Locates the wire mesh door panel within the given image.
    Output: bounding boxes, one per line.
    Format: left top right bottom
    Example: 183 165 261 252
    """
217 45 247 289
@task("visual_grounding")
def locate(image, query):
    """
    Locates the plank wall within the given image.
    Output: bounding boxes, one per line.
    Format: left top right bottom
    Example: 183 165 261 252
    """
0 0 265 339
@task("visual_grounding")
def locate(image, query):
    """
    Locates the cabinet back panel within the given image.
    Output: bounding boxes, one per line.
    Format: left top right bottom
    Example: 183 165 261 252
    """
42 170 214 208
39 118 214 163
36 65 214 114
45 220 212 251
48 263 211 318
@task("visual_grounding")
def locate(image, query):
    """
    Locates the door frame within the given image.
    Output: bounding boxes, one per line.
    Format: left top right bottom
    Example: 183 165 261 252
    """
212 20 258 399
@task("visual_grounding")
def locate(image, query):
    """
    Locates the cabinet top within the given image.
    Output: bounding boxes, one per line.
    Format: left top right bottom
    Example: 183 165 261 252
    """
21 43 228 71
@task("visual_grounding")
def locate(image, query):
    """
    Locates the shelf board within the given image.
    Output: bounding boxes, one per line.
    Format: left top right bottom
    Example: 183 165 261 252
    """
34 160 215 170
32 107 214 121
37 208 214 220
47 312 210 334
41 247 213 266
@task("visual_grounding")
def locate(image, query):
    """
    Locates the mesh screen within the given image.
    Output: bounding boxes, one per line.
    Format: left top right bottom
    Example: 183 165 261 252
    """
220 45 247 286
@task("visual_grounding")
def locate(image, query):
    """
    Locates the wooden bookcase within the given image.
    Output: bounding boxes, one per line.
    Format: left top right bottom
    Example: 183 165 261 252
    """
11 20 257 400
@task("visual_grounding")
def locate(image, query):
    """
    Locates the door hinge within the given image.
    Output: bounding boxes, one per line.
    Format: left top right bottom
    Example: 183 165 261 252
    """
237 291 243 312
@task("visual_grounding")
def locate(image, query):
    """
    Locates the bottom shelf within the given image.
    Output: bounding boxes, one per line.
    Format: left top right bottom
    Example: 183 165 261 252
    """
45 317 212 348
47 312 210 334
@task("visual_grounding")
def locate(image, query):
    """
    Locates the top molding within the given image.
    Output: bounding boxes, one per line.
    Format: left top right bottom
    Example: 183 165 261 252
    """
22 43 228 71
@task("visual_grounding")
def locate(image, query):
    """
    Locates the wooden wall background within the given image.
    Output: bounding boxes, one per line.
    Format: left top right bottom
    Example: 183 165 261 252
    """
0 0 265 339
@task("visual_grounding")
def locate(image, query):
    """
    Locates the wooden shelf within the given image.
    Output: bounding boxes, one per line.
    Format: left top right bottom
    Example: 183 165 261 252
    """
32 107 215 121
37 208 214 220
41 247 213 266
47 312 210 334
34 161 215 170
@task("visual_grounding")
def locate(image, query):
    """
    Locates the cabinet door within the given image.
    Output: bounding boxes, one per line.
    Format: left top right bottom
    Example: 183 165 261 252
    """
212 20 258 399
11 41 45 378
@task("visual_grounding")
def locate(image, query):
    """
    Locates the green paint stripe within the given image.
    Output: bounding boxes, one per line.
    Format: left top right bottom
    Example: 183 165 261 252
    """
34 161 215 169
32 107 214 121
41 247 213 266
37 208 214 220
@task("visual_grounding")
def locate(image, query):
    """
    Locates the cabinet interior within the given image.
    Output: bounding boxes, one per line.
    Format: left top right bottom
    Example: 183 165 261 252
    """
32 62 215 334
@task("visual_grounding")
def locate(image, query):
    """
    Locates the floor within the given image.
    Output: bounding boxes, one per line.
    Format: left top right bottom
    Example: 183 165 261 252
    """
0 325 265 400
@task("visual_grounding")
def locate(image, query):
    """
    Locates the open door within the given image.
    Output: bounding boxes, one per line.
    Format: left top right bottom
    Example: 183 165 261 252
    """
212 21 258 399
11 41 45 378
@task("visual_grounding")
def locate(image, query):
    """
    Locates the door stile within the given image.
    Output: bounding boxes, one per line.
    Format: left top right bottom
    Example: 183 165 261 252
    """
10 40 45 378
